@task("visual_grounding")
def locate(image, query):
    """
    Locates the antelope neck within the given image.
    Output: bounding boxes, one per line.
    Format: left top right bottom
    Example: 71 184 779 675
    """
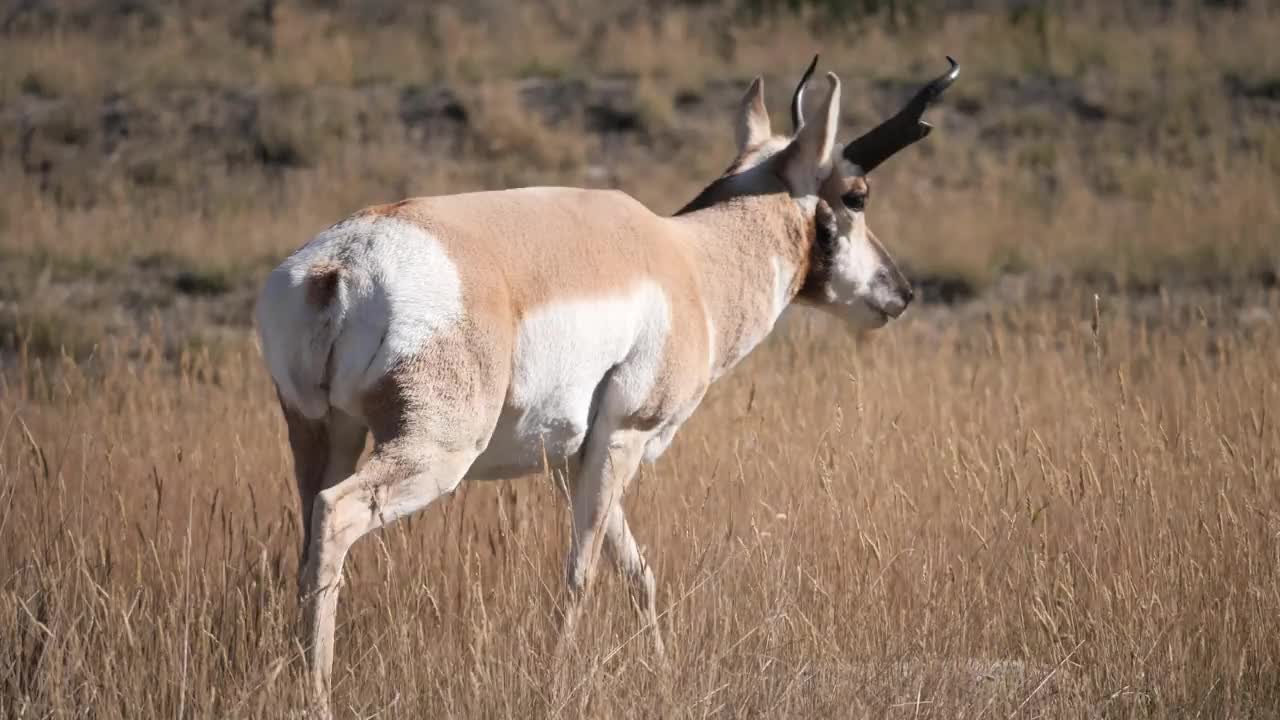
672 193 812 378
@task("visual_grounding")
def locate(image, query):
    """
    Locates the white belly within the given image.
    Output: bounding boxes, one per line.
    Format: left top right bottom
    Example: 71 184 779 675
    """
463 404 588 481
464 282 672 481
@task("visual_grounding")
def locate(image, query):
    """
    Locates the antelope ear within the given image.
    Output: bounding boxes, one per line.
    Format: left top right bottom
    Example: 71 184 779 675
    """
783 72 841 192
735 76 772 153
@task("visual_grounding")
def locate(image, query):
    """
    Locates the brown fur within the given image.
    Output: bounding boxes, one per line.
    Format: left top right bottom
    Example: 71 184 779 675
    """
303 262 342 308
278 389 329 569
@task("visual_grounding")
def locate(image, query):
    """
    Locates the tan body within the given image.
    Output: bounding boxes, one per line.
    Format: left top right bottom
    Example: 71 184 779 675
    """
254 56 958 715
351 186 807 454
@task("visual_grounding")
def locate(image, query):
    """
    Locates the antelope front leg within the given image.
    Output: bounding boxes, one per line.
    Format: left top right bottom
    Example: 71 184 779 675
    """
557 426 648 651
603 502 665 658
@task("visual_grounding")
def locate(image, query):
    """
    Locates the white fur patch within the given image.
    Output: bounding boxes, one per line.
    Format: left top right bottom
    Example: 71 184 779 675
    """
466 282 672 480
827 221 893 316
334 217 463 413
256 215 463 419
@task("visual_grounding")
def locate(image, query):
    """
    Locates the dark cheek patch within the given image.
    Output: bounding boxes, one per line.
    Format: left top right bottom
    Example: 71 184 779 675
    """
815 199 838 244
798 199 838 302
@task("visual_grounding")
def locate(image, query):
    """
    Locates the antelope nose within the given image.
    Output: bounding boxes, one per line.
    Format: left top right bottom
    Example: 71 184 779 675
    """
883 285 914 318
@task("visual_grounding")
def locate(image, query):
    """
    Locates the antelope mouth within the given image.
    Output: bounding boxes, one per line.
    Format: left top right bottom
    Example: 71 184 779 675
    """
863 301 892 327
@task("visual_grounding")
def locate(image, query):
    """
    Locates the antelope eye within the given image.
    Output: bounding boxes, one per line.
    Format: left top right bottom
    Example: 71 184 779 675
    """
841 192 866 211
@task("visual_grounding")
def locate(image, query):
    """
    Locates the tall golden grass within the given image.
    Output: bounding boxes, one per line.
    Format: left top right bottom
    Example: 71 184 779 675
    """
3 291 1278 717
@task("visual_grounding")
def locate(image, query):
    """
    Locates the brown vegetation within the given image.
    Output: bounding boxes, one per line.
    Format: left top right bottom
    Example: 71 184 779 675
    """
1 0 1279 717
4 293 1279 717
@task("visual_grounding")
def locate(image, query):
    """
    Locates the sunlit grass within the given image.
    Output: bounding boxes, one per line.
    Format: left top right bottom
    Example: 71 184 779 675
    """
3 291 1279 717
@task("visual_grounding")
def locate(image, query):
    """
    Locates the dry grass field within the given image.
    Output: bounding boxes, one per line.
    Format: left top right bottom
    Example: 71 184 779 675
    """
2 1 1280 718
3 294 1279 718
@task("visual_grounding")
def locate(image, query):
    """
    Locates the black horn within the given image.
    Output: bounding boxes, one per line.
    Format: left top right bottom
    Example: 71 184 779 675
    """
790 53 820 133
843 56 960 173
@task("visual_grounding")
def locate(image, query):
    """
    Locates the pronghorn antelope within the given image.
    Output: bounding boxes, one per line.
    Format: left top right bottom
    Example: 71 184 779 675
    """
255 54 959 709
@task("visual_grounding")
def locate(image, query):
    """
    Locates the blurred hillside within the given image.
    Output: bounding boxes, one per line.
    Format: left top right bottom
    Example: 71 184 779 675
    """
1 0 1278 358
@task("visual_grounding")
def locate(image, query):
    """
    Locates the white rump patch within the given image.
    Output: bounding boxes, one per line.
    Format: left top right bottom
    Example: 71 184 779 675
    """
256 215 464 418
329 216 464 412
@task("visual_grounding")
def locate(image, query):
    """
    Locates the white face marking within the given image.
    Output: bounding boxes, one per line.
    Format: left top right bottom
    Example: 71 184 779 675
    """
829 217 881 302
467 282 671 480
806 147 909 329
817 213 903 330
256 215 464 419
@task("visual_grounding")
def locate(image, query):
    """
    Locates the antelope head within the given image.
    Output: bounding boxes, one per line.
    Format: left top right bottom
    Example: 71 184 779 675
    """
797 54 960 329
701 55 959 330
